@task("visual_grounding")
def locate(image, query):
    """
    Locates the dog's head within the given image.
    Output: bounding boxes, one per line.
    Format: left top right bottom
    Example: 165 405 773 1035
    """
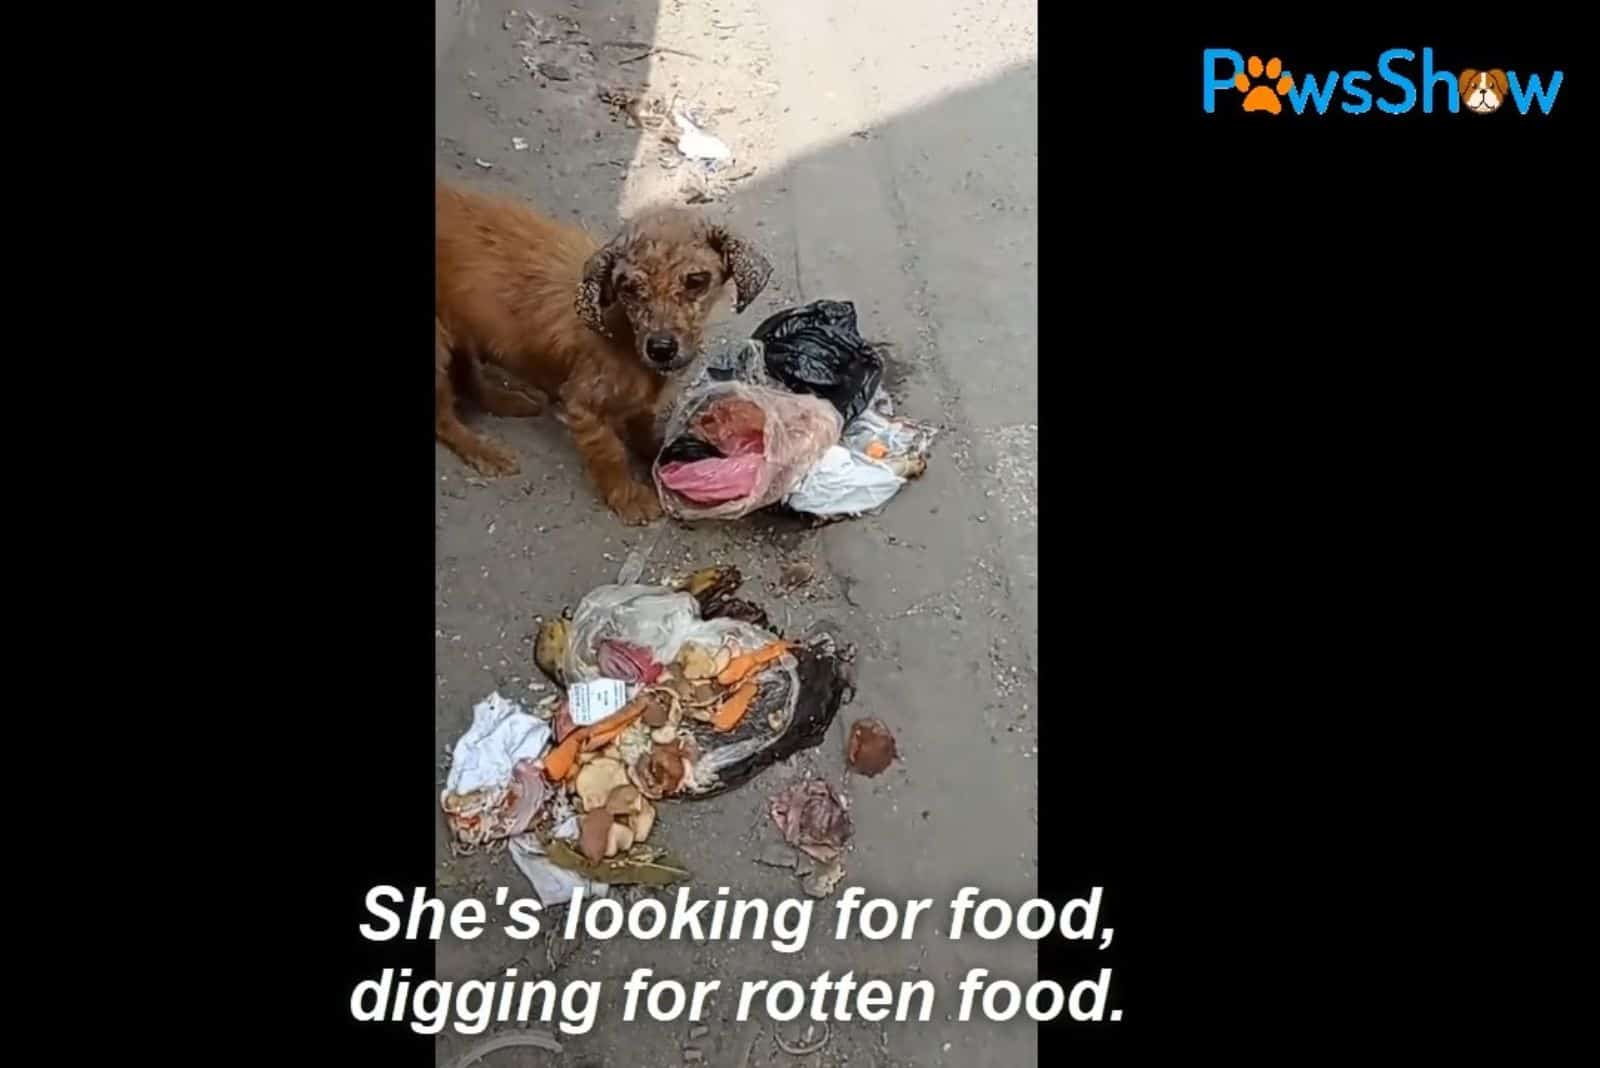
575 208 773 372
1459 68 1509 114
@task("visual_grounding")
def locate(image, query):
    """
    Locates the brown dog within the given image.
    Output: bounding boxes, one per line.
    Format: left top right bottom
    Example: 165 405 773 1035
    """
1459 69 1509 114
435 181 772 523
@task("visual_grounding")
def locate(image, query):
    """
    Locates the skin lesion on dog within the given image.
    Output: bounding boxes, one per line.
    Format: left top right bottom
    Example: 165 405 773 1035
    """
575 210 774 366
434 180 772 524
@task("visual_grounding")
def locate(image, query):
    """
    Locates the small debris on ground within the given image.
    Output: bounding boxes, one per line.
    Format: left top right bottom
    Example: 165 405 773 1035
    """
770 779 852 863
801 859 846 898
780 558 816 588
775 1021 832 1057
846 718 897 777
443 1032 562 1068
756 843 799 868
674 105 732 161
598 86 671 132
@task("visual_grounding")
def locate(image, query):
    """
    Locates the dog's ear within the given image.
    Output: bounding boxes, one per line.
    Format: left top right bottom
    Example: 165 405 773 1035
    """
1458 69 1479 97
576 243 620 337
1487 69 1510 97
705 225 773 314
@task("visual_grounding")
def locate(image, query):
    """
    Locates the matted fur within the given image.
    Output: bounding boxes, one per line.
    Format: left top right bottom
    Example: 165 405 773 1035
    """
435 181 772 524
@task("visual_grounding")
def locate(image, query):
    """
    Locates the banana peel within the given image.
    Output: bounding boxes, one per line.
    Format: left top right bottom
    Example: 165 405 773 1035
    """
704 596 770 630
676 565 743 613
543 839 690 887
675 567 774 631
535 616 570 685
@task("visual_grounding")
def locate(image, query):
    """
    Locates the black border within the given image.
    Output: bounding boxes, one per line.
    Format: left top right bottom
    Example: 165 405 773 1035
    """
187 4 441 1060
1039 6 1583 1056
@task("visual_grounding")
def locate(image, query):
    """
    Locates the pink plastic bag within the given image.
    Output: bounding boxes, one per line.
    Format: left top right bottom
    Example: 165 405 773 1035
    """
658 454 766 504
596 639 663 683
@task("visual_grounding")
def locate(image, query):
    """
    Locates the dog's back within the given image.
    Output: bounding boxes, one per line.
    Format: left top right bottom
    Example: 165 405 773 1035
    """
436 181 613 397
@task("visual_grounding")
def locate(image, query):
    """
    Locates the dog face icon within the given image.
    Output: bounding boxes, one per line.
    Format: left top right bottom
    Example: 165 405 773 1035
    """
1459 69 1509 114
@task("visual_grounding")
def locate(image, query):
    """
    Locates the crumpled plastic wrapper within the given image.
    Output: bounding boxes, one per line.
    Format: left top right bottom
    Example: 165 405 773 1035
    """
442 693 554 853
785 408 939 517
770 779 853 863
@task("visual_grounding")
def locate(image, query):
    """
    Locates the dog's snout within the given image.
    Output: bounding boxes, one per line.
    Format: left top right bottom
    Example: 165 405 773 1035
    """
645 333 679 363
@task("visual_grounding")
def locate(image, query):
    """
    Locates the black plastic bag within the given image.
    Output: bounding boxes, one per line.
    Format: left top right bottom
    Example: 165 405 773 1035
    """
752 300 884 426
658 435 724 465
679 633 854 799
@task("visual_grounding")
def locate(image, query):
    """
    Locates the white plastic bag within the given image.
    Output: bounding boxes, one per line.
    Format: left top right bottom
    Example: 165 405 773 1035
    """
785 410 940 517
441 693 554 850
784 446 905 516
444 693 551 796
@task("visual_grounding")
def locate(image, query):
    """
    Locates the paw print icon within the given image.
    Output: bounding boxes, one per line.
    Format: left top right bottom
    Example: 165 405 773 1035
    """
1235 55 1294 114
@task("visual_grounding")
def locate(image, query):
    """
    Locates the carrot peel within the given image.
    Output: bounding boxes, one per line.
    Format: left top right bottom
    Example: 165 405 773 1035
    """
542 733 583 782
542 690 654 781
714 640 791 687
710 681 759 733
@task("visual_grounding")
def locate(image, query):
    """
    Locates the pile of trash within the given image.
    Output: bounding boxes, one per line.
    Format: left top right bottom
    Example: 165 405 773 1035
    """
654 301 938 520
441 567 855 906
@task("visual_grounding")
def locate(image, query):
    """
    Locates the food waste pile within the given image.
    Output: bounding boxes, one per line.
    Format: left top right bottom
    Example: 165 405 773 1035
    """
441 565 894 906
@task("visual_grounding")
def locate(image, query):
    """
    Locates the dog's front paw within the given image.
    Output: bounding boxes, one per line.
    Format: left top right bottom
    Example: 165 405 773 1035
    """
607 481 663 526
468 439 521 477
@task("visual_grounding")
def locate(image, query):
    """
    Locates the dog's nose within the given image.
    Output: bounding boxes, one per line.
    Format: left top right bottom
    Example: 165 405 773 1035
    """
645 334 678 363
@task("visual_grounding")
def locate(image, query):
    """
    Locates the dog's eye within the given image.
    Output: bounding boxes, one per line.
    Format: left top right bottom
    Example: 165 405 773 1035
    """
684 271 711 292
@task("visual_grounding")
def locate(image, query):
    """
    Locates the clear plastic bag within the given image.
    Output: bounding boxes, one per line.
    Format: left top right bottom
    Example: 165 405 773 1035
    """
653 342 842 520
784 445 907 516
561 584 700 684
841 408 939 479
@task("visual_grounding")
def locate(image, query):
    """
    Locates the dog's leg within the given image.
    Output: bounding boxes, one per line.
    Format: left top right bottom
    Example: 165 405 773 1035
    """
567 403 662 525
465 357 548 418
436 321 520 477
622 408 665 462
